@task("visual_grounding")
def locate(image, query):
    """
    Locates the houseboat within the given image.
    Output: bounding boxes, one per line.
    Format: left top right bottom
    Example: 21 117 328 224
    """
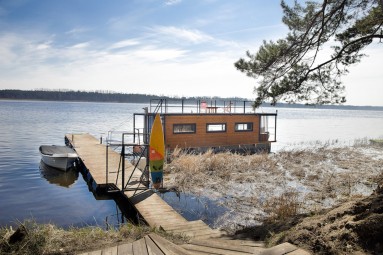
130 99 277 154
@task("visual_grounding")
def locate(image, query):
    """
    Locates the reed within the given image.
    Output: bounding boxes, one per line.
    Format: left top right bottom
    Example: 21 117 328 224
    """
165 140 383 228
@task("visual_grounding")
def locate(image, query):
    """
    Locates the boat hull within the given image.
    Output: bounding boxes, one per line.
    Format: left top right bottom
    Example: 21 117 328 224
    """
39 145 78 171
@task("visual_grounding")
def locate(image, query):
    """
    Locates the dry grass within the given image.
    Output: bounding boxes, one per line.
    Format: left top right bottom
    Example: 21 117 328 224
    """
261 189 301 223
0 220 188 254
165 149 275 191
164 141 383 230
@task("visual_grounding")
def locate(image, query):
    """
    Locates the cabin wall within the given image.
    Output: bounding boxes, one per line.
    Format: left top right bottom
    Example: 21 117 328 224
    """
163 114 261 150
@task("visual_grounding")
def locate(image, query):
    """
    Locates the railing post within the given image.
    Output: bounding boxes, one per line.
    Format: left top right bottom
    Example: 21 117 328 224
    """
121 135 125 191
106 144 108 183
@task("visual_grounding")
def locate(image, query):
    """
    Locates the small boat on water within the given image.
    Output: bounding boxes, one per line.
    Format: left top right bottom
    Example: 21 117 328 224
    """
39 145 78 171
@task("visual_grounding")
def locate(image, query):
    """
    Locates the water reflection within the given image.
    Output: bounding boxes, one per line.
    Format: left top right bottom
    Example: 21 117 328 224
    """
39 161 79 188
159 191 228 227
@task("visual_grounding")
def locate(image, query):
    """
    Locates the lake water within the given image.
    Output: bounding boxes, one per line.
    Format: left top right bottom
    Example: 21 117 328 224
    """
1 100 382 228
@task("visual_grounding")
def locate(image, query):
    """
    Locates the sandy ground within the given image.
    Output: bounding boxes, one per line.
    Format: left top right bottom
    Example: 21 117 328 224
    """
164 141 383 254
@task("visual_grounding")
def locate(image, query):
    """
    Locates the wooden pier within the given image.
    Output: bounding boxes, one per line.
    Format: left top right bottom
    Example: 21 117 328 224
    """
66 133 310 255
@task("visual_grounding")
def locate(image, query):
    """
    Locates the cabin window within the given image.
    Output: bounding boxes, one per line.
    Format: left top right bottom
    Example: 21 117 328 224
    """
235 123 253 132
173 124 196 134
206 123 226 133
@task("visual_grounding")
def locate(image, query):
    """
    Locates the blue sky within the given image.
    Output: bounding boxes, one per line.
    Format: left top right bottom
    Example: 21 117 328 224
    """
0 0 382 106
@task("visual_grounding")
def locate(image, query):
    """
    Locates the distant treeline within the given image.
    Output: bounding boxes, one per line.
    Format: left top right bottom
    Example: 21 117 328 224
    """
0 89 165 103
0 89 382 110
0 89 247 104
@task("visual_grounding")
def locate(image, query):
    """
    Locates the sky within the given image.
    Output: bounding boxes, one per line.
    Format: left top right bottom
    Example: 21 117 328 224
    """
0 0 382 106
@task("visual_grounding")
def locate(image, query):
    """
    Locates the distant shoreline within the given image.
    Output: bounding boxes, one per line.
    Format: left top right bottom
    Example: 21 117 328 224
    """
1 89 382 110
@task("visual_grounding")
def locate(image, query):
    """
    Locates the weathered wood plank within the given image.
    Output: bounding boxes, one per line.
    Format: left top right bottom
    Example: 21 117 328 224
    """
161 220 208 230
189 239 256 254
209 238 265 248
117 243 133 255
144 235 165 255
132 238 149 255
101 246 118 255
190 231 225 240
181 243 251 255
149 234 191 255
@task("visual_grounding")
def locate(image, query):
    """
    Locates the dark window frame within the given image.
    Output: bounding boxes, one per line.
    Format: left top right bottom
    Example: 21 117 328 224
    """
173 123 196 134
206 123 226 133
235 122 253 132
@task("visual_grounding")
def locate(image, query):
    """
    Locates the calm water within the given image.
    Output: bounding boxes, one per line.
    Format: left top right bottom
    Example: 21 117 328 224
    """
1 100 382 228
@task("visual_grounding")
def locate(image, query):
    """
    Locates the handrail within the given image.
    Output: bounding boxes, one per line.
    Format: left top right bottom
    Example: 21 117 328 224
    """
105 131 150 196
148 98 274 114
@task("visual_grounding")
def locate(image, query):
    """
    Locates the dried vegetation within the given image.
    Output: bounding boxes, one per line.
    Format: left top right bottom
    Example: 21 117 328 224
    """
0 220 187 255
164 140 383 231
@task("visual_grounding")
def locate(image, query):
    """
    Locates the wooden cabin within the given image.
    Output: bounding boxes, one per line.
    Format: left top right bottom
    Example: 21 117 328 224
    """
133 99 277 153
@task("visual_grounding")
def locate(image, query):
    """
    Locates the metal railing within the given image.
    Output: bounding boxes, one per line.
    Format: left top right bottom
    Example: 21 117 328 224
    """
106 131 150 196
149 98 259 114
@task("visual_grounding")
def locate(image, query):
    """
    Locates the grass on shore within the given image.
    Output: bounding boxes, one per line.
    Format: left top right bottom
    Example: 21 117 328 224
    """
164 138 383 227
0 220 188 255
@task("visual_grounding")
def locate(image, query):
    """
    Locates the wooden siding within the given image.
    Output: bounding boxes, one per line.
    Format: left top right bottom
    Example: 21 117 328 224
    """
163 114 260 150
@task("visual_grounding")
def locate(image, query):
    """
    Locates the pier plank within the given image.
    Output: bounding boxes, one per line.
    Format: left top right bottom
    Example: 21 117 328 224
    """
144 236 165 255
132 238 149 255
209 238 265 248
189 239 257 254
117 243 133 255
148 234 191 255
101 246 118 255
182 243 251 255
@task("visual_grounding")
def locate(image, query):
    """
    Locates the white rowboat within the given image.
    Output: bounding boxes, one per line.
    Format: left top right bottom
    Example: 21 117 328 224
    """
39 145 78 171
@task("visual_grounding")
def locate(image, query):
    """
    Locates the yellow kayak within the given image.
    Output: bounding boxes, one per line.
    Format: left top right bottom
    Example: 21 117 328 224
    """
149 113 164 189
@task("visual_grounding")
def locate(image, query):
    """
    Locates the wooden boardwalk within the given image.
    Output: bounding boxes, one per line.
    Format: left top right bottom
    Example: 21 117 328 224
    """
78 233 310 255
67 133 310 255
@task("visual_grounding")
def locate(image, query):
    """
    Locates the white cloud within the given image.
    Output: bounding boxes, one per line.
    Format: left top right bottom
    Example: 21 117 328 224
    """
164 0 182 6
36 43 51 50
70 42 90 49
153 26 213 44
132 46 187 62
109 39 140 50
0 34 18 66
65 27 90 36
